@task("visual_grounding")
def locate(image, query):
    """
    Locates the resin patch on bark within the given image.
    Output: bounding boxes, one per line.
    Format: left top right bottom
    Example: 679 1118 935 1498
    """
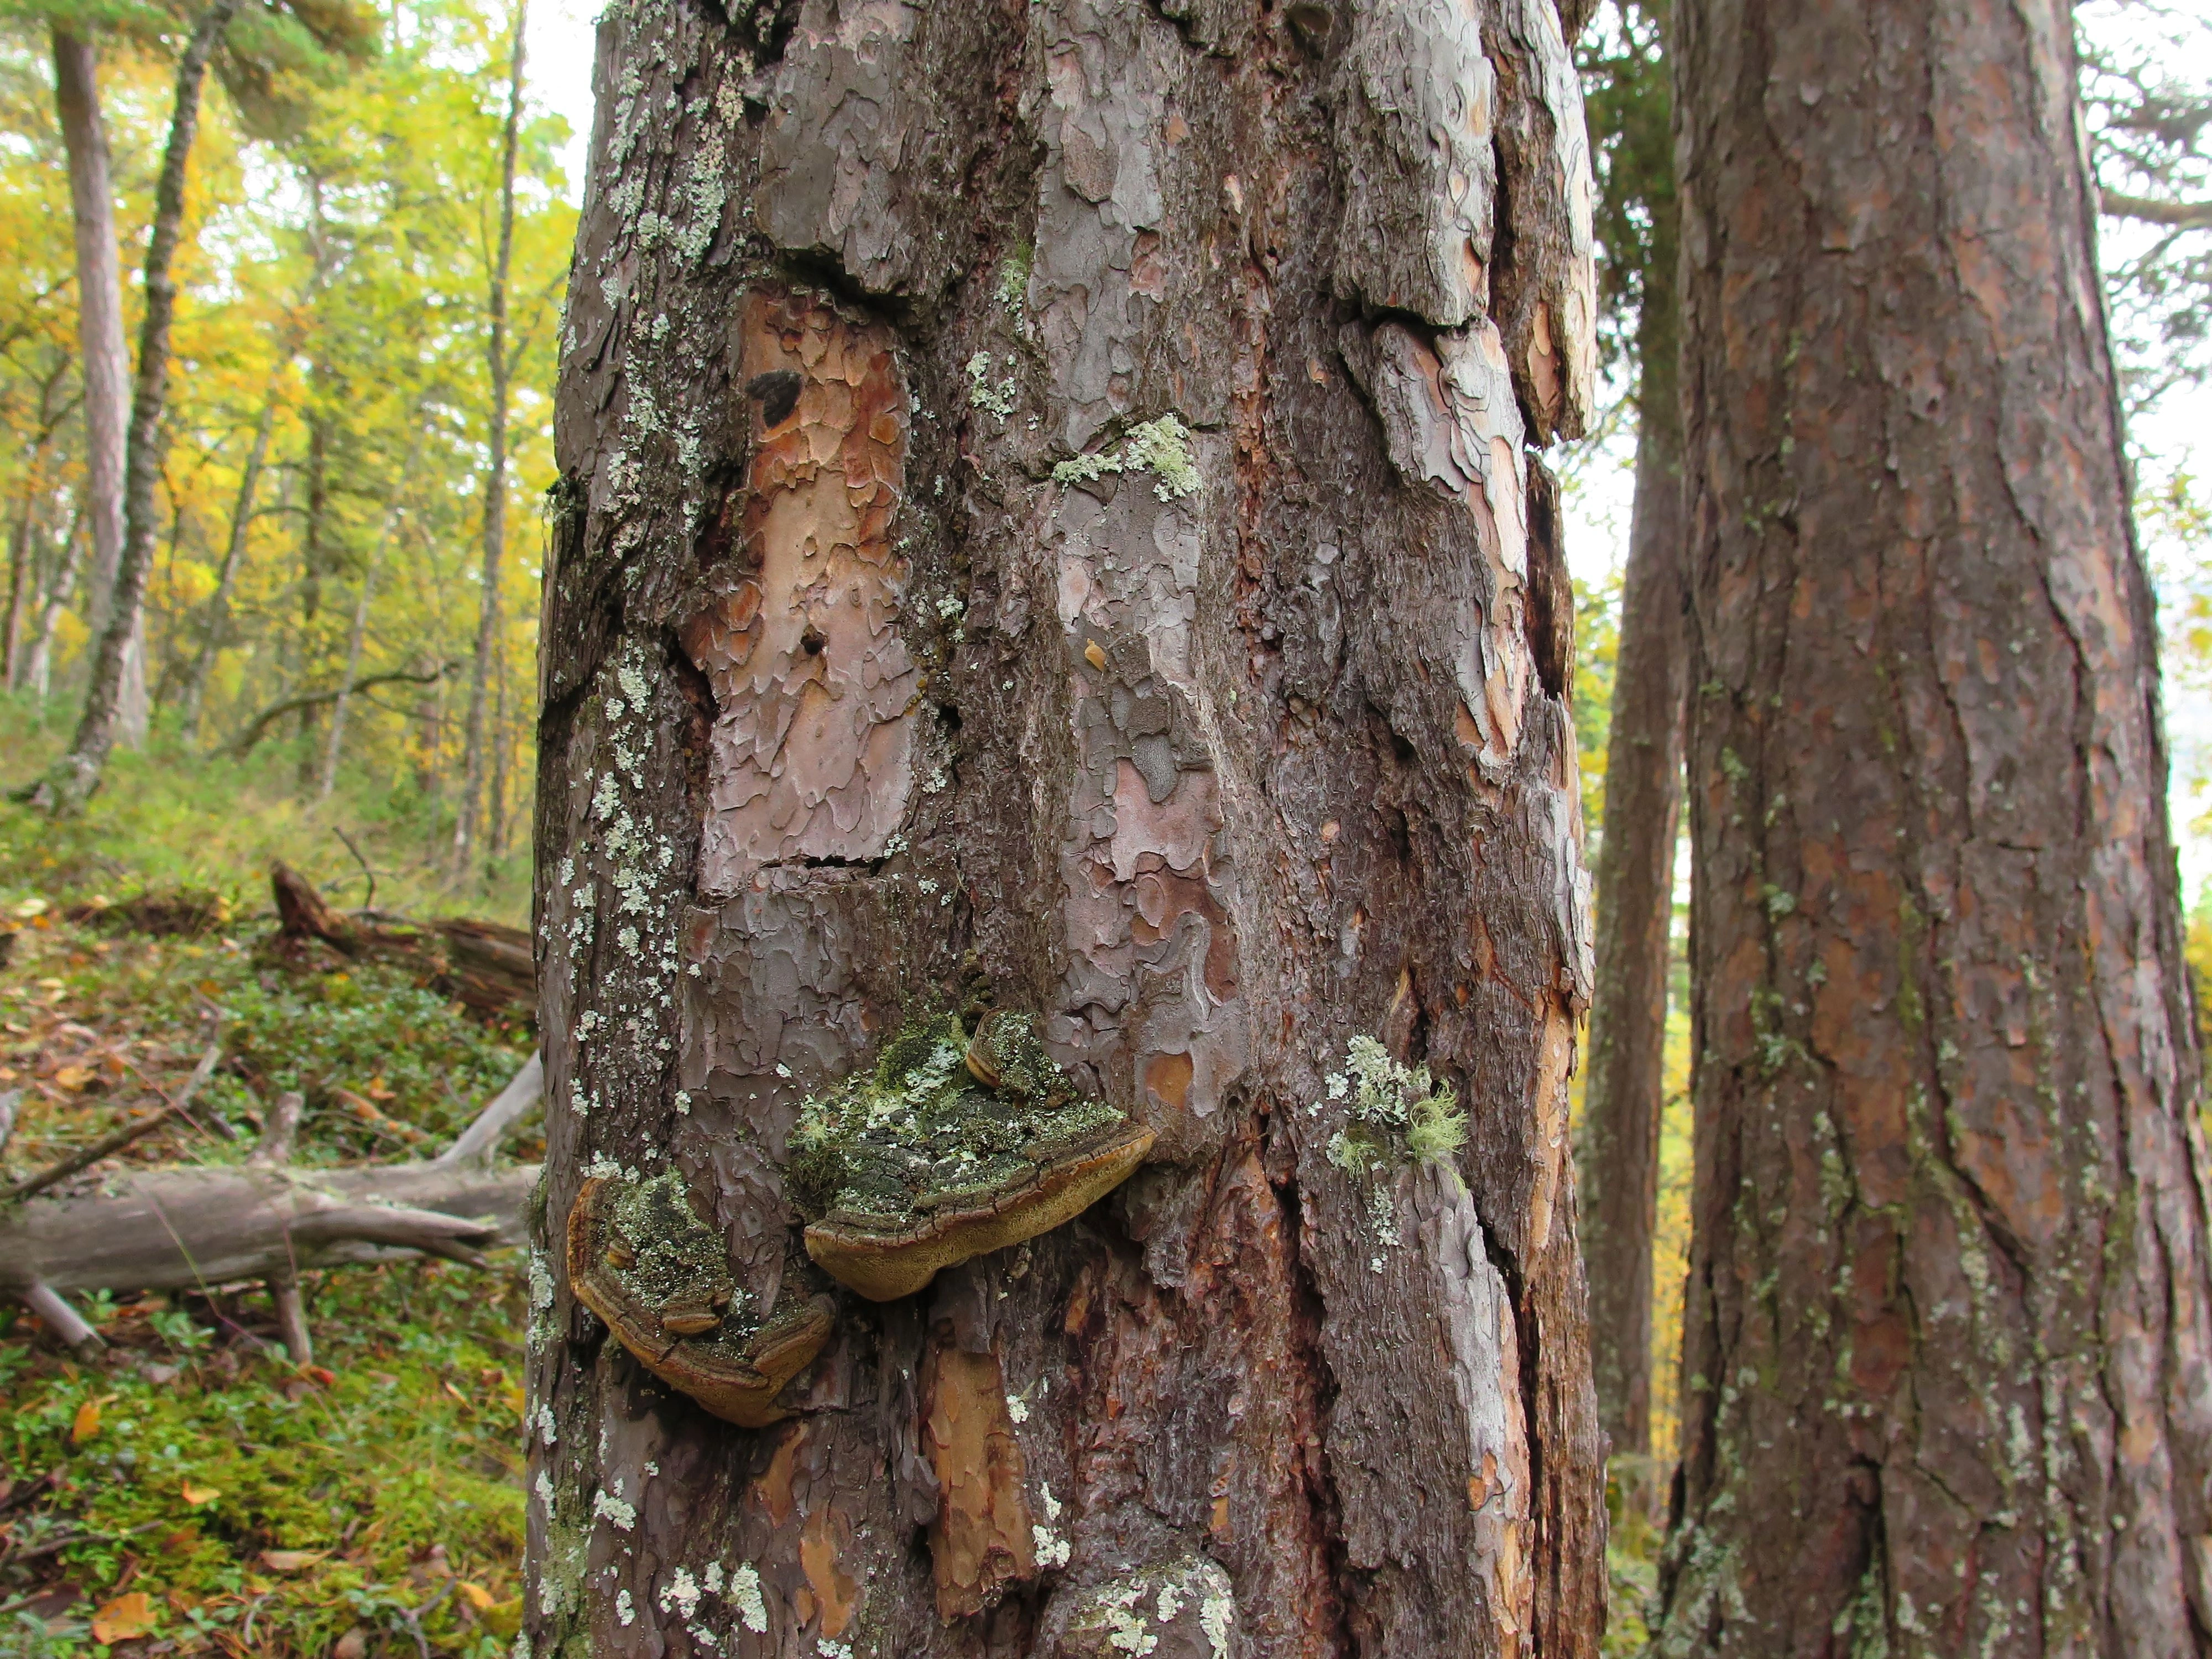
566 1171 833 1427
682 291 918 894
789 1011 1154 1300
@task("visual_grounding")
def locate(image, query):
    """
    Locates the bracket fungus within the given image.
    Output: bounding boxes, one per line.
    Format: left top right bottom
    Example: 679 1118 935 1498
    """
566 1170 832 1428
790 1011 1155 1301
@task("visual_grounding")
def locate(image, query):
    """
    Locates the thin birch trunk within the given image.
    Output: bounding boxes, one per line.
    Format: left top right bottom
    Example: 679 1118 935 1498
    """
36 0 243 810
453 0 526 879
24 505 86 702
319 435 422 800
317 539 379 800
180 385 278 742
4 468 37 691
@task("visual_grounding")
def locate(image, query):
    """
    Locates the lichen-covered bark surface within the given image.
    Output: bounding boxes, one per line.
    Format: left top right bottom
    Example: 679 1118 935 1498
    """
526 1 1604 1655
1661 1 2212 1654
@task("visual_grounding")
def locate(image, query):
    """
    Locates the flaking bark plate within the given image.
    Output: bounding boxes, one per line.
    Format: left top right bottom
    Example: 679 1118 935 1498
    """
566 1174 831 1427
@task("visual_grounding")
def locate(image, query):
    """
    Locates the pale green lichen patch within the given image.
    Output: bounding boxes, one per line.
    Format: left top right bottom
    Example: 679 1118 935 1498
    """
996 242 1032 312
967 351 1017 422
1062 1557 1236 1659
1322 1035 1468 1176
1052 414 1201 501
787 1011 1127 1232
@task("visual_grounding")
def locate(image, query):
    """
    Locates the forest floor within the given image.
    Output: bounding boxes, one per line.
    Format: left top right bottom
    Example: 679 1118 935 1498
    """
0 734 539 1658
32 684 2202 1655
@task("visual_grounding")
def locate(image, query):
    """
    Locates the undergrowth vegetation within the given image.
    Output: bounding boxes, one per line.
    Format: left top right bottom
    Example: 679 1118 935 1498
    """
2 697 531 929
1 761 536 1657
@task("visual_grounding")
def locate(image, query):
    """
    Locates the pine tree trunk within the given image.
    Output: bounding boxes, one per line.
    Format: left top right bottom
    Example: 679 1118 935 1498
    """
1576 186 1683 1468
43 0 242 809
457 0 527 879
1657 0 2212 1650
528 3 1608 1656
48 27 147 747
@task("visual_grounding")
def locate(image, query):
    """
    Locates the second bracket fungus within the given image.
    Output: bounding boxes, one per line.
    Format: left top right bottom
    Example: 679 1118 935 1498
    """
790 1011 1155 1301
566 1170 833 1428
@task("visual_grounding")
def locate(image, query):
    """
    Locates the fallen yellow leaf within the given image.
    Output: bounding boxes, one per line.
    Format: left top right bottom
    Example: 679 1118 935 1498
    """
70 1394 116 1443
35 977 63 989
456 1581 495 1611
91 1590 157 1643
182 1481 221 1505
261 1548 331 1572
53 1063 94 1092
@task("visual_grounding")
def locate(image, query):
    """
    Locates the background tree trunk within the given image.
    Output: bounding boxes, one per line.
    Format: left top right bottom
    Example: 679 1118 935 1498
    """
49 27 147 745
456 0 526 879
24 507 85 702
1576 173 1683 1468
180 383 278 740
529 3 1608 1656
1658 0 2212 1650
44 0 242 810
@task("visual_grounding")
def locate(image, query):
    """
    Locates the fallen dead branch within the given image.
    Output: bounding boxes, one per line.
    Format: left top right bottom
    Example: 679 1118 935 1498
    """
1 1055 542 1355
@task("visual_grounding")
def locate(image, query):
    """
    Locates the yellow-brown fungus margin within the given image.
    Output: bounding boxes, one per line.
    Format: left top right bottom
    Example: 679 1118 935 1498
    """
566 1173 832 1427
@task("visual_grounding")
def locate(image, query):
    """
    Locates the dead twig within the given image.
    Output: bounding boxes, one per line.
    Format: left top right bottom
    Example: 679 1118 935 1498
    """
332 825 378 911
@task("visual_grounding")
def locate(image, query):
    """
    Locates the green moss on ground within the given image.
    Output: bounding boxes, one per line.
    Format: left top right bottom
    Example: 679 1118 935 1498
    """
1 1262 528 1659
0 777 537 1656
787 1010 1125 1230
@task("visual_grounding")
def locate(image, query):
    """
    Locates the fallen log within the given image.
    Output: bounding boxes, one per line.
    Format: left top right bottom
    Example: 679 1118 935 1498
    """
264 862 535 1022
1 1158 538 1296
1 1055 543 1354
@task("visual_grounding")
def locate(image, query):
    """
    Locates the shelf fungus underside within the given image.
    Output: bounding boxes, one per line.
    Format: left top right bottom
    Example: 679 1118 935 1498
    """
790 1012 1155 1301
566 1170 833 1427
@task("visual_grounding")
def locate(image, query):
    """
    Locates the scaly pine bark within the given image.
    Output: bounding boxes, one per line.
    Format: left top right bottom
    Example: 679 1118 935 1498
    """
529 3 1608 1653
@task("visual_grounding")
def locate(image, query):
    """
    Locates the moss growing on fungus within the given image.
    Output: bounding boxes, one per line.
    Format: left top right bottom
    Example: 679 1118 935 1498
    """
602 1168 739 1331
790 1010 1154 1300
566 1171 833 1426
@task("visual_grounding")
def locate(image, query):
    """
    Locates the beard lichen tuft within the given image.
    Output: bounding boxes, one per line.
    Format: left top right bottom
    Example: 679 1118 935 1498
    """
1323 1035 1468 1176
